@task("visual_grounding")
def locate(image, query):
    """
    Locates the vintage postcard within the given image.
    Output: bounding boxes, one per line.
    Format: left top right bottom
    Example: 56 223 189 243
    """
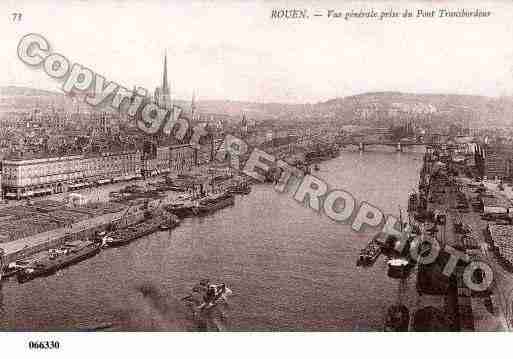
0 0 512 356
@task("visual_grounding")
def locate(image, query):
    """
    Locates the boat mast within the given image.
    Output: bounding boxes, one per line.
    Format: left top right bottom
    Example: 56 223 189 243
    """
399 205 403 233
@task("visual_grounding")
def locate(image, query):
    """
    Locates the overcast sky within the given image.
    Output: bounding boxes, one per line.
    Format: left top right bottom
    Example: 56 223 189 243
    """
1 0 513 103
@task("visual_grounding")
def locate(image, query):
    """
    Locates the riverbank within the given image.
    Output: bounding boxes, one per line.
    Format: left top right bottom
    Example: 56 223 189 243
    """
408 151 513 331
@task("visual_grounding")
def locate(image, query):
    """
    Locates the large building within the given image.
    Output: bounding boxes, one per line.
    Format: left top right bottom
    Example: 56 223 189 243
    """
484 145 513 180
169 144 196 174
1 150 142 199
142 144 172 177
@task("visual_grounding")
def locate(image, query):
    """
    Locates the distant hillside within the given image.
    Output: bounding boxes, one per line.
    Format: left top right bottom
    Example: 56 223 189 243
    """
0 86 62 97
313 92 513 129
185 92 513 127
1 86 512 128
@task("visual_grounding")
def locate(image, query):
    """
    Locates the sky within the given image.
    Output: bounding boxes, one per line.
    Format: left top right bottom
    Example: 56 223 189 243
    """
1 0 513 103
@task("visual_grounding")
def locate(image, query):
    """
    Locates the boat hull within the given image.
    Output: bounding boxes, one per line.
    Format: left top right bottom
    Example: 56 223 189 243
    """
105 216 179 247
166 205 195 218
106 225 160 247
193 196 235 215
17 244 101 283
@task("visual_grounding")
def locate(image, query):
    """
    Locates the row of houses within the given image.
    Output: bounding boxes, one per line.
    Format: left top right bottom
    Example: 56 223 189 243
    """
0 144 196 200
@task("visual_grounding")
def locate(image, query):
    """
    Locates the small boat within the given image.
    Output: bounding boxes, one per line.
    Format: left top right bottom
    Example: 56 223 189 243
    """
201 285 232 310
182 280 232 311
158 218 180 231
305 146 339 163
387 258 414 279
192 192 235 215
357 237 382 267
109 191 121 198
17 241 101 283
159 224 170 231
120 184 143 194
166 185 185 192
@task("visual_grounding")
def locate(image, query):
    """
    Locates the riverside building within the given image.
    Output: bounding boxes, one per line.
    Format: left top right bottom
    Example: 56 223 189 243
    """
1 150 142 199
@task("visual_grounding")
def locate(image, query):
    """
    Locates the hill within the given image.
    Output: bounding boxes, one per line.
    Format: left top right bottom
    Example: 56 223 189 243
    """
1 86 512 128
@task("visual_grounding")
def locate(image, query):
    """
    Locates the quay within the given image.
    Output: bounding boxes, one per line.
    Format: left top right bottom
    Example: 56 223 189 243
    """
0 200 149 263
403 145 513 331
0 163 249 267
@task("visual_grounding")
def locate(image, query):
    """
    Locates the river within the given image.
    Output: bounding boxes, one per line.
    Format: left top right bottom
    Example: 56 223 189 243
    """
0 150 424 331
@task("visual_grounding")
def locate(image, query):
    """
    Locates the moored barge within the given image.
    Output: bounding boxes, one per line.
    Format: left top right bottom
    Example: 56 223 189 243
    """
192 192 235 215
17 240 101 283
102 215 180 247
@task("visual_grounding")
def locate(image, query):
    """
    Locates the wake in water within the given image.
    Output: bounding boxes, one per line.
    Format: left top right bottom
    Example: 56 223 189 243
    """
136 281 232 331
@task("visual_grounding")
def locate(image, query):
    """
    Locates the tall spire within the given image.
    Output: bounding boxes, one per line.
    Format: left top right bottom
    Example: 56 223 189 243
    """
162 52 169 93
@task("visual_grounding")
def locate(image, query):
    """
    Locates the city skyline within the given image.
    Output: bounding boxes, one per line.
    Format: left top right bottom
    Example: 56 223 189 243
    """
2 1 513 104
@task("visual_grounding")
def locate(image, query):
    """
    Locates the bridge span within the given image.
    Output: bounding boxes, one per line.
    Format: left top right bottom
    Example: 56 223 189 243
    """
337 141 434 152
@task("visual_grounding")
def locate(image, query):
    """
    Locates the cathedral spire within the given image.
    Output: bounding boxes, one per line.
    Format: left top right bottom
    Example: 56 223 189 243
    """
162 52 169 93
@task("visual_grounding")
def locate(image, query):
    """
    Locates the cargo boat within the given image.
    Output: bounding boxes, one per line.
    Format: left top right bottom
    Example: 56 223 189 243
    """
305 146 339 164
1 260 32 279
165 194 204 218
192 192 235 215
227 182 251 195
153 181 185 192
103 215 179 247
17 241 101 283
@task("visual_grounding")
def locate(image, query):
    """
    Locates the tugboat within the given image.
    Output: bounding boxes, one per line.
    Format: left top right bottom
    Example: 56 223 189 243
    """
192 192 235 216
182 279 233 311
387 258 415 279
17 240 101 283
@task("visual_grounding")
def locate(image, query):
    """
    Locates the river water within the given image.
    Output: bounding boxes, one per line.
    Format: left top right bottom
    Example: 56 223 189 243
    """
0 149 424 331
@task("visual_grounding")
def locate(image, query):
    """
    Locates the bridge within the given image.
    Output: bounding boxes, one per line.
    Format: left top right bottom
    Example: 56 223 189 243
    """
336 141 442 152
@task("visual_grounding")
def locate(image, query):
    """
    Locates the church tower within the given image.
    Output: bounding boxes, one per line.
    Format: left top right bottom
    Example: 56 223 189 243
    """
155 52 172 109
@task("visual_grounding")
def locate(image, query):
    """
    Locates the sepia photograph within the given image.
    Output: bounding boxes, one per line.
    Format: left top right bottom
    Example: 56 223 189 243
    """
1 0 513 355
